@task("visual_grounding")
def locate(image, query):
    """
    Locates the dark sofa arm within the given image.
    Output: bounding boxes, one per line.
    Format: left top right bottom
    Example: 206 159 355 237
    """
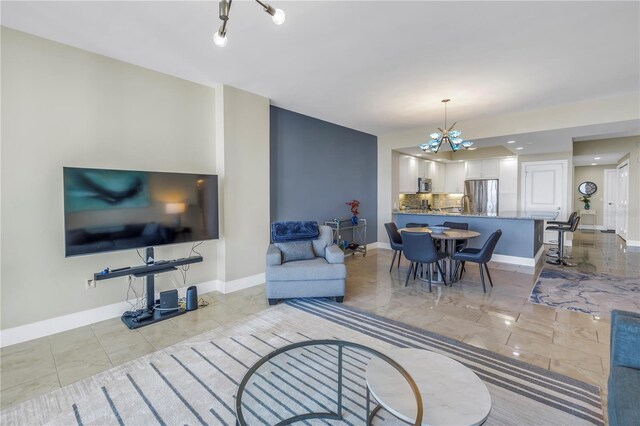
611 310 640 370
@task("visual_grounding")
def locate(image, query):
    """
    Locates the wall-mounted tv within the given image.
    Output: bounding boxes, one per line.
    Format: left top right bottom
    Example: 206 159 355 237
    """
63 167 219 257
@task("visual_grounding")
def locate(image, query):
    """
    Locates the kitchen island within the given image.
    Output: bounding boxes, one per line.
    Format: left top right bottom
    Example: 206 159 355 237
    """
393 210 557 267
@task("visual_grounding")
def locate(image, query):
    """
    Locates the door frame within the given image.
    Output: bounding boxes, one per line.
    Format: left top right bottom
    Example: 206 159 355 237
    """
520 159 569 219
603 168 617 231
616 159 630 241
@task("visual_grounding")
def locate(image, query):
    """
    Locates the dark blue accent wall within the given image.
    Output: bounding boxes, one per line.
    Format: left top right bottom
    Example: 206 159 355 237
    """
270 106 378 243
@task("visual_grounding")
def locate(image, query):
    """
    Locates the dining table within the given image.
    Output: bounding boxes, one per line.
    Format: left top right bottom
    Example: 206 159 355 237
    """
398 227 481 284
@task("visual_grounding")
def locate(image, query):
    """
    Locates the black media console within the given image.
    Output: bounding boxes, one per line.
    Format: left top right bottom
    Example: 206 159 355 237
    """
94 247 203 329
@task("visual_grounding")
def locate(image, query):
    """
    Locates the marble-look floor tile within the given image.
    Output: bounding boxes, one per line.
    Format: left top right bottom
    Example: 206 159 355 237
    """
0 340 57 390
138 319 190 350
463 335 550 370
0 372 60 410
48 326 97 355
508 333 603 374
552 331 610 359
93 327 147 354
54 344 112 386
106 340 156 366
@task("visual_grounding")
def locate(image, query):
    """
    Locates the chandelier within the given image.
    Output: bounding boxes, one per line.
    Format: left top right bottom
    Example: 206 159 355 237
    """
213 0 286 47
419 99 473 154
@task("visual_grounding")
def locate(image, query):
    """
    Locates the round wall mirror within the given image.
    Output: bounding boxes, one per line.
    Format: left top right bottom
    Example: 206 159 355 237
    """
578 181 597 196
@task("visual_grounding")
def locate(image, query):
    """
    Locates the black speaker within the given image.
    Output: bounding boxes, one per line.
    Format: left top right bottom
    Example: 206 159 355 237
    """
186 286 198 311
159 289 179 311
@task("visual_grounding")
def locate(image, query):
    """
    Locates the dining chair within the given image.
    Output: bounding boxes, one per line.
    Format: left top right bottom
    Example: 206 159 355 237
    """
451 230 502 293
384 222 403 272
401 231 448 291
442 221 469 251
406 222 429 228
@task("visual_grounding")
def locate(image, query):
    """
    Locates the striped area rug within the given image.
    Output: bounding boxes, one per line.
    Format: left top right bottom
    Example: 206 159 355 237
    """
0 299 604 426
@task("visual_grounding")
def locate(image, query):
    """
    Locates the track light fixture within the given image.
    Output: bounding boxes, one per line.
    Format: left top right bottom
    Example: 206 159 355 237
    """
213 0 285 47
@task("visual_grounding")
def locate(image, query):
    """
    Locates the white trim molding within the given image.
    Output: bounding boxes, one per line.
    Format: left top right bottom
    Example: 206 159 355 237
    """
627 240 640 247
368 242 390 251
217 273 265 294
0 275 266 348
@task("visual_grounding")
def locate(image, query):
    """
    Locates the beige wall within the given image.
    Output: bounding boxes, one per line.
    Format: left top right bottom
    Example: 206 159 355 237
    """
217 86 270 283
1 28 218 329
573 165 613 227
574 136 640 242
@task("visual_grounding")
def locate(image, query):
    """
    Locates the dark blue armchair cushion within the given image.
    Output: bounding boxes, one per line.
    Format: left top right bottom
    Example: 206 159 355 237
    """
271 221 319 243
274 241 315 263
611 310 640 369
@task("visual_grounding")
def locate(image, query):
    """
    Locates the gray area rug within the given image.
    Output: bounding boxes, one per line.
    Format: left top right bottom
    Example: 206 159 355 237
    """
1 299 604 425
530 267 640 316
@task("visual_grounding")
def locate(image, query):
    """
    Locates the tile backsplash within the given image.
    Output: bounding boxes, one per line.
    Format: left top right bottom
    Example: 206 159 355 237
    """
399 193 464 210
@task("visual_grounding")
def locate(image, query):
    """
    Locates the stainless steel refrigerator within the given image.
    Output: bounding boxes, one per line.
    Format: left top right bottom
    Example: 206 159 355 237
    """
464 179 499 215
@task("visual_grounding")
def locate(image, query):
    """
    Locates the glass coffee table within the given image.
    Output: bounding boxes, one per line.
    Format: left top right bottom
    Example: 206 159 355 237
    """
235 339 424 425
366 348 492 425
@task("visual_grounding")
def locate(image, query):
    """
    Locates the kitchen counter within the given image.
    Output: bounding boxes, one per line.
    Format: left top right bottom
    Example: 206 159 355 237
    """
394 210 559 220
392 211 548 267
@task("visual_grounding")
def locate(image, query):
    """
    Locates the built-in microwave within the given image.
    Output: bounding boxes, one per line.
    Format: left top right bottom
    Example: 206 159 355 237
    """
418 178 432 193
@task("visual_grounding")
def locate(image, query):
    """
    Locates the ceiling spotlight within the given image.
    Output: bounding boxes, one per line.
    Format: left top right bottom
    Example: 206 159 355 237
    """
594 157 601 160
591 163 597 165
515 147 524 150
271 8 286 25
507 140 516 144
213 30 228 47
213 0 285 47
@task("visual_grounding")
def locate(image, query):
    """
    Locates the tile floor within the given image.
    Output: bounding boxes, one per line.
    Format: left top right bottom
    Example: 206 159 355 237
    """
1 231 638 413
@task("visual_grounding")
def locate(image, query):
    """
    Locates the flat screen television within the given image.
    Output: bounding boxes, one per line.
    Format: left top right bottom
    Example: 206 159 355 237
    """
63 167 219 257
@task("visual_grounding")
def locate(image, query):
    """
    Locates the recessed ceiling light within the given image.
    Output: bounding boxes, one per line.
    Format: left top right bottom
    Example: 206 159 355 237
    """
594 157 601 160
507 140 516 144
458 160 464 162
467 147 477 151
515 147 524 150
591 163 597 165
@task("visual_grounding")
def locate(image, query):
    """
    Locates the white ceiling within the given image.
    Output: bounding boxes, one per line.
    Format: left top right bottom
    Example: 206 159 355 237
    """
395 119 640 157
2 1 639 136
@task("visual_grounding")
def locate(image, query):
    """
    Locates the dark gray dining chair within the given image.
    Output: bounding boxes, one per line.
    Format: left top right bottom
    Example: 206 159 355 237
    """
401 231 448 291
406 223 429 228
451 229 502 293
384 222 403 272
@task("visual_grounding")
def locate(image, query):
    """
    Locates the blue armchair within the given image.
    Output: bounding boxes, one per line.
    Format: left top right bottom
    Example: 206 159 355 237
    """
266 225 346 305
608 310 640 426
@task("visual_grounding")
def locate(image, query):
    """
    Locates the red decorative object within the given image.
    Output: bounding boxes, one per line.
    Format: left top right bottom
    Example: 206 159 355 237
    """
345 199 360 216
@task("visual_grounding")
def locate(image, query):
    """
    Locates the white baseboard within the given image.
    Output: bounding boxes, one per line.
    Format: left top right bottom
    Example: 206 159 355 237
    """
368 242 390 250
491 253 538 267
0 276 262 348
578 225 607 231
627 240 640 247
218 273 265 294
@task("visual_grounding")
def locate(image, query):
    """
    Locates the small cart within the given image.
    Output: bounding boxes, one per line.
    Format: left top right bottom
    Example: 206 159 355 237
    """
325 219 367 257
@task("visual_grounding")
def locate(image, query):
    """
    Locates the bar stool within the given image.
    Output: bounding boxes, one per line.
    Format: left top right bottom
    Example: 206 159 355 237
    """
546 211 577 257
546 215 580 267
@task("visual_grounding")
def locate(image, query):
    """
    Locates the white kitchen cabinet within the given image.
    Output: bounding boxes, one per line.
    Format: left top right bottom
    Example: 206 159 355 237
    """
498 157 518 194
465 160 483 179
498 157 518 212
465 159 499 179
431 161 446 192
419 160 433 179
445 162 465 194
399 155 419 193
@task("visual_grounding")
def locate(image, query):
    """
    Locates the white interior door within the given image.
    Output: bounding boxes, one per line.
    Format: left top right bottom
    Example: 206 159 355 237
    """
617 162 629 240
603 169 617 230
521 161 567 243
